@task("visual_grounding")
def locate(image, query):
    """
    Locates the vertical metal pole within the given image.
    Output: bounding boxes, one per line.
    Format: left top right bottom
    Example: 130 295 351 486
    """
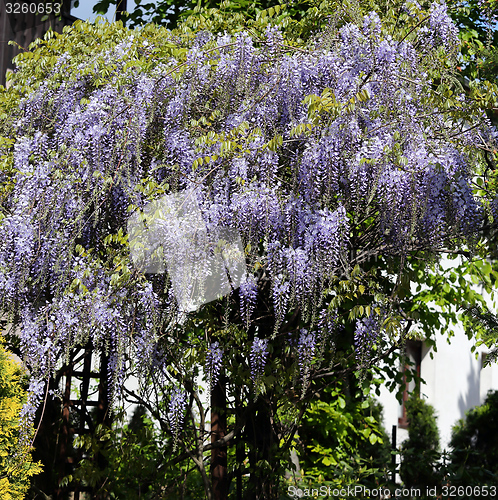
391 424 397 485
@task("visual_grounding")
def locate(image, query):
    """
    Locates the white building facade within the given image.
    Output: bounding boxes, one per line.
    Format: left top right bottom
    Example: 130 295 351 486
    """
378 325 498 451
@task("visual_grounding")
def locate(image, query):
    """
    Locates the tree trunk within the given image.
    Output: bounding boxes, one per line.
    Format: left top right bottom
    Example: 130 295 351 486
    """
115 0 128 23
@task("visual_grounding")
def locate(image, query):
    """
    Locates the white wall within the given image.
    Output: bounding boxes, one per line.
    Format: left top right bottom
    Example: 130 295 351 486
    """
378 324 498 453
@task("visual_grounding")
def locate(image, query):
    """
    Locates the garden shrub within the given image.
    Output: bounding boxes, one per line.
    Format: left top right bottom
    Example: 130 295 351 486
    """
448 390 498 489
399 394 441 491
0 338 42 499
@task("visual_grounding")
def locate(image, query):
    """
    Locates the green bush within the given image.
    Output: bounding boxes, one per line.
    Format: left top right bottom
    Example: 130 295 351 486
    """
448 390 498 488
399 395 441 491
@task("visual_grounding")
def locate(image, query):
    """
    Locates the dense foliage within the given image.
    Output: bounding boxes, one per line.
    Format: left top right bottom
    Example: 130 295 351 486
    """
296 386 392 489
0 338 42 499
1 0 497 497
66 406 206 499
90 0 289 28
448 390 498 488
446 0 498 81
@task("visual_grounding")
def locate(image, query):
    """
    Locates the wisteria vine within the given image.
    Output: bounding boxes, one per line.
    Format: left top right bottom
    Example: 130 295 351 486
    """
0 2 494 448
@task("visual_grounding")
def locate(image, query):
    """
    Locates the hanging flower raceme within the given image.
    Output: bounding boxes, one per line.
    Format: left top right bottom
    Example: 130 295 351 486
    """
354 313 381 365
239 276 258 330
297 329 317 395
206 341 223 393
167 386 187 450
250 337 269 386
273 275 291 334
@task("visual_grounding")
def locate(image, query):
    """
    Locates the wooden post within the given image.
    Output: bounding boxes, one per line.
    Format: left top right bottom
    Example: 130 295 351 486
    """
55 359 74 500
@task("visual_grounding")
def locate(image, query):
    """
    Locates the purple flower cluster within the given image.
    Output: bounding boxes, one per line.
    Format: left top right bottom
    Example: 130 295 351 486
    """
298 329 316 388
250 337 269 384
272 276 291 331
107 352 126 404
426 2 459 52
133 282 161 371
18 378 45 447
318 308 339 342
206 341 223 391
167 386 187 448
354 314 380 364
239 276 258 329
